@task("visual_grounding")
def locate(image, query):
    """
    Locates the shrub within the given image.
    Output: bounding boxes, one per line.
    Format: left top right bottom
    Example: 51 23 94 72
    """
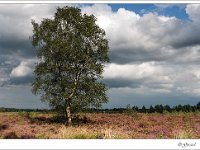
0 123 8 131
125 104 139 119
4 132 18 139
18 111 30 118
29 112 39 119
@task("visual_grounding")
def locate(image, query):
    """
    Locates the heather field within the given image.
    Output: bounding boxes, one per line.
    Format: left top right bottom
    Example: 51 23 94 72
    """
0 112 200 139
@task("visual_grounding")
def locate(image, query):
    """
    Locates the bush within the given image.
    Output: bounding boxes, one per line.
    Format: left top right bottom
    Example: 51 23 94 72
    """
4 132 18 139
125 104 139 119
18 111 30 118
29 112 39 119
0 123 8 131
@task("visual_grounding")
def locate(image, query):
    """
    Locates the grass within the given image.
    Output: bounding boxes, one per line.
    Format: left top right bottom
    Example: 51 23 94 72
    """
55 126 98 139
54 125 123 139
173 113 196 139
35 133 49 139
174 129 195 139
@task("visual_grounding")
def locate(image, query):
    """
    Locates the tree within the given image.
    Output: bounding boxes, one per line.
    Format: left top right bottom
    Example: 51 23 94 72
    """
154 104 163 113
132 106 139 112
163 105 171 112
141 106 146 113
197 102 200 111
31 6 109 125
149 105 155 113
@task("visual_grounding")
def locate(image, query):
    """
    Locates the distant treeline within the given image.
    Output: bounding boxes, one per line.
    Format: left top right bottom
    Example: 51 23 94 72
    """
0 102 200 113
86 102 200 113
0 107 51 113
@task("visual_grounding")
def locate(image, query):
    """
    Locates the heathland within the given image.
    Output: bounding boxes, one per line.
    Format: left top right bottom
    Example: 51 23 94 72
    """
0 106 200 139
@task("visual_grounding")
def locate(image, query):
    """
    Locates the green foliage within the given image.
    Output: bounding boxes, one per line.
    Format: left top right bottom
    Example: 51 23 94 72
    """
0 107 6 112
134 102 200 114
29 112 39 119
18 111 30 118
31 6 109 122
197 102 200 110
154 105 164 113
125 104 138 119
18 111 39 121
125 104 132 114
148 105 155 113
141 106 147 113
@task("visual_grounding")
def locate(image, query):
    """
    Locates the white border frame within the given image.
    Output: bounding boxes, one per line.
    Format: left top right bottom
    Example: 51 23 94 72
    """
0 1 199 3
0 1 200 150
0 139 200 149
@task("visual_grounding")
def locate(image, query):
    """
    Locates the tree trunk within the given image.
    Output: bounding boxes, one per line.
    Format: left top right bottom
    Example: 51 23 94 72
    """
65 105 72 126
64 81 77 126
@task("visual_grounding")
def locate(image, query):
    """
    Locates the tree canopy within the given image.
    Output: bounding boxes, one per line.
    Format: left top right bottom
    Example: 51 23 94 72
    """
31 6 109 124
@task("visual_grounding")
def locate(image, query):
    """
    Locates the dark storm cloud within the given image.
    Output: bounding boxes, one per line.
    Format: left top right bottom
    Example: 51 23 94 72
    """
0 55 17 71
104 88 200 108
170 25 200 49
109 48 166 64
0 86 48 109
0 39 35 57
0 4 56 87
104 78 141 88
10 75 34 86
0 55 19 87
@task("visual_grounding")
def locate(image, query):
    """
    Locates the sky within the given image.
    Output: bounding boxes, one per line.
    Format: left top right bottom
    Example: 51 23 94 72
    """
1 4 200 109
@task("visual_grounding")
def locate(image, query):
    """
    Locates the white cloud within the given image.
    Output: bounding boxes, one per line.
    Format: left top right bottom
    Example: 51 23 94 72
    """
10 59 35 78
186 4 200 22
82 4 192 65
103 62 174 94
104 62 163 79
0 4 56 41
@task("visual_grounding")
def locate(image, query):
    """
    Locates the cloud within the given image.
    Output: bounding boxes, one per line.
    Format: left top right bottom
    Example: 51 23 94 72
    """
0 85 48 109
10 60 35 78
0 4 62 87
82 4 200 65
1 4 200 108
103 60 200 97
103 62 164 79
0 4 59 57
186 4 200 22
81 4 200 100
9 59 36 85
84 5 179 63
103 62 174 94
